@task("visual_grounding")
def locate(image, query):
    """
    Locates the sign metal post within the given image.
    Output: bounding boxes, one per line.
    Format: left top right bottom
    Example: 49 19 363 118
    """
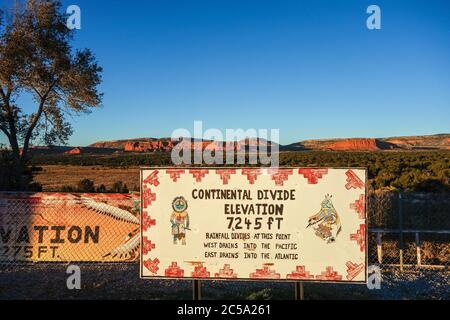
192 280 202 300
294 282 304 300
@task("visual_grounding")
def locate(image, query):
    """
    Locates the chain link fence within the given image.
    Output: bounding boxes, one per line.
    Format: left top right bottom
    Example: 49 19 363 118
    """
0 191 449 299
365 192 449 300
368 192 449 269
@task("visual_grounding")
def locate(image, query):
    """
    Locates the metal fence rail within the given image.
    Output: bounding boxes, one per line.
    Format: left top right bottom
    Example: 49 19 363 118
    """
369 229 449 270
367 192 449 273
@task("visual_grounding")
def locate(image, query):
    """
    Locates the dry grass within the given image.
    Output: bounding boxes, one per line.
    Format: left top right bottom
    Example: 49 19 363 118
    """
33 165 140 191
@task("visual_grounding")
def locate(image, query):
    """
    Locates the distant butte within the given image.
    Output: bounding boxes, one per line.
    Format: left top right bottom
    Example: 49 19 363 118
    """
283 134 449 152
21 134 450 155
322 138 398 151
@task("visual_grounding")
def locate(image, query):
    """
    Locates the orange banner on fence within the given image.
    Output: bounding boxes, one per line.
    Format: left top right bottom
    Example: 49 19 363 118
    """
0 193 140 262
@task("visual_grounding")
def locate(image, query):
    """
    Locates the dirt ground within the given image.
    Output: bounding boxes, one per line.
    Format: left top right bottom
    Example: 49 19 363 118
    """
0 264 448 300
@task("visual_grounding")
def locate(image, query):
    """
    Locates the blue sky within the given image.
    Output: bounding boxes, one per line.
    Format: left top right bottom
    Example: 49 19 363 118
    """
2 0 450 146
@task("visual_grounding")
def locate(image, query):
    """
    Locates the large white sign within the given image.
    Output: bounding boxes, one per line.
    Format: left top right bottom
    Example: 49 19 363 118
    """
140 168 367 283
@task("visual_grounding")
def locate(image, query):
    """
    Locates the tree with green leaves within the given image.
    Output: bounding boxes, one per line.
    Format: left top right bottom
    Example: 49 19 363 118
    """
0 0 102 188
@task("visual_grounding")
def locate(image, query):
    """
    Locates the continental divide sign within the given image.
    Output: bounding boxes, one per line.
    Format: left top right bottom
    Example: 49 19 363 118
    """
0 193 140 262
140 168 367 283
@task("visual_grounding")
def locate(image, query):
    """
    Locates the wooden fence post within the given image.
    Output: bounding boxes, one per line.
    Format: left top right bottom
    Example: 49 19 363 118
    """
376 232 383 264
415 232 422 268
398 193 404 272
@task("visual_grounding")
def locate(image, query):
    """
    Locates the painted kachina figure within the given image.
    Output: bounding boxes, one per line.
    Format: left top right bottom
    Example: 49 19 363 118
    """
306 194 342 243
170 196 190 245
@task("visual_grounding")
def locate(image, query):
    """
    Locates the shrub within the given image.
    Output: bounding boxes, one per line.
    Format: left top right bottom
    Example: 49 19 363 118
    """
77 179 95 193
110 181 129 194
96 184 107 193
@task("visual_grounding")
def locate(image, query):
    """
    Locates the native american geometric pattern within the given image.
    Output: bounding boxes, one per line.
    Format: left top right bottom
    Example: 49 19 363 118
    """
250 265 281 279
143 170 160 187
142 186 156 209
268 168 293 186
315 266 343 281
166 169 185 182
189 169 209 183
142 211 156 232
286 265 315 280
241 168 262 184
345 170 365 190
144 258 160 274
215 264 238 278
298 168 328 184
350 224 366 252
165 262 184 277
345 261 365 281
142 237 156 254
216 169 237 185
191 263 210 278
350 194 365 219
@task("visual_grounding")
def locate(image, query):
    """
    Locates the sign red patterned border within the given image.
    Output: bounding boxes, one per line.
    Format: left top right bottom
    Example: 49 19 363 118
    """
139 167 368 284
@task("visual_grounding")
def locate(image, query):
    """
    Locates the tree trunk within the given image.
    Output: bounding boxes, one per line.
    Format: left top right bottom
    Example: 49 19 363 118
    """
12 149 25 190
7 131 26 190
